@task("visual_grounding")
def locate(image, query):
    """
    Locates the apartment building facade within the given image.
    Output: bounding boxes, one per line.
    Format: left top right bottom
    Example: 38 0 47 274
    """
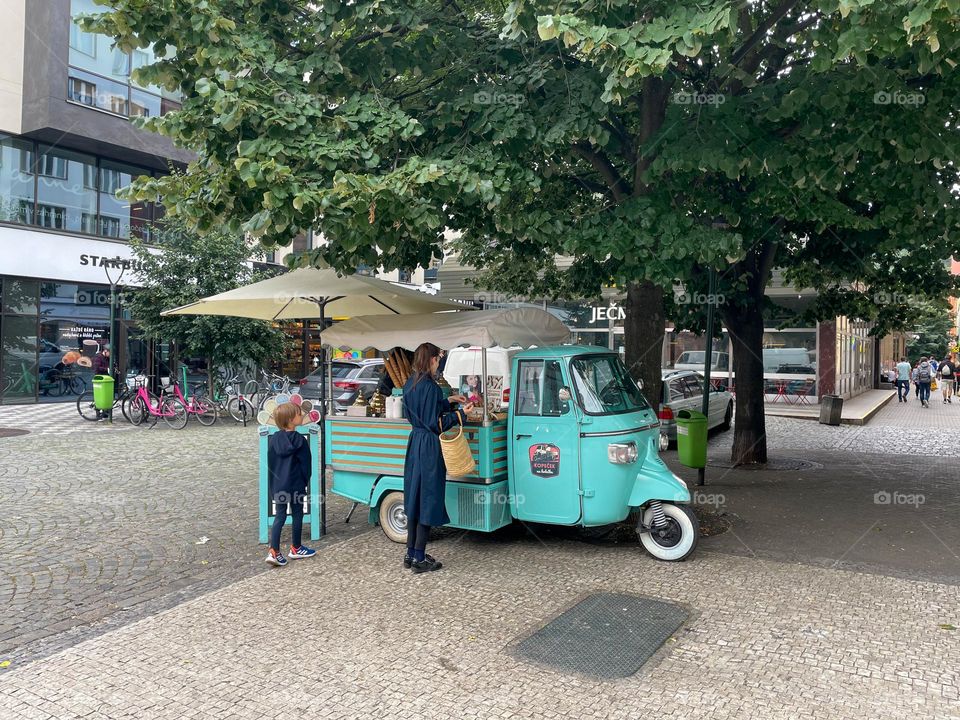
0 0 191 404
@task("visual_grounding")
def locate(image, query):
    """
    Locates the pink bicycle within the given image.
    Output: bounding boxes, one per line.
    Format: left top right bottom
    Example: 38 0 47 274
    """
124 382 188 429
168 379 218 426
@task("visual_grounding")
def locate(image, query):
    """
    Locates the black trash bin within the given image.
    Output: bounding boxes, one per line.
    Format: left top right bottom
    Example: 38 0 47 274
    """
819 394 843 425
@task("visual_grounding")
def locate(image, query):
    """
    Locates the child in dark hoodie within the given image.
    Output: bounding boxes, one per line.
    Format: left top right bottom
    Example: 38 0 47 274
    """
266 403 316 566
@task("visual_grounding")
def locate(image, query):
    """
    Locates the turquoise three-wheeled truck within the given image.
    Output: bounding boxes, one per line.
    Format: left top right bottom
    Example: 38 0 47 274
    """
320 308 699 561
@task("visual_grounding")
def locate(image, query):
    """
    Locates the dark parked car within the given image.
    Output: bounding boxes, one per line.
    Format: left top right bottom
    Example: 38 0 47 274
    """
298 358 385 413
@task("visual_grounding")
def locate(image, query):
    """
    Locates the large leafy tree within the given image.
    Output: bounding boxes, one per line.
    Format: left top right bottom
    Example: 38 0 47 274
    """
905 301 955 360
86 0 960 464
127 222 286 388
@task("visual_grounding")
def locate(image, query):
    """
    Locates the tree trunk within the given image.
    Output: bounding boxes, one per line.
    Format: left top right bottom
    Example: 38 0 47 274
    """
723 302 768 465
624 280 665 410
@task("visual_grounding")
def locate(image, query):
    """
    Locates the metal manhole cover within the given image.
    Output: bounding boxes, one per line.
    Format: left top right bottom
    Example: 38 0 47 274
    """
708 457 822 472
513 593 688 679
0 428 29 438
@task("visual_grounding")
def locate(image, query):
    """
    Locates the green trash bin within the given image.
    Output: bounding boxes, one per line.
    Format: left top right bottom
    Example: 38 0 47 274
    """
675 409 707 469
92 375 115 411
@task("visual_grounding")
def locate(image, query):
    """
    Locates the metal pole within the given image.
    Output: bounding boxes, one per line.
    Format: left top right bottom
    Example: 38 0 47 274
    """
108 280 116 424
318 301 328 537
699 268 717 486
481 346 489 425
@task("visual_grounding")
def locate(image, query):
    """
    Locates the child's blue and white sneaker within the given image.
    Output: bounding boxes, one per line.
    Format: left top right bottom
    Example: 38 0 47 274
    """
265 551 287 566
288 545 316 559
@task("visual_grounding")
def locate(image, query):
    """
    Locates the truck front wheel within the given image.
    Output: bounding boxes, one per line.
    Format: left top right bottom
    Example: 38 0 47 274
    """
378 491 408 544
638 503 699 561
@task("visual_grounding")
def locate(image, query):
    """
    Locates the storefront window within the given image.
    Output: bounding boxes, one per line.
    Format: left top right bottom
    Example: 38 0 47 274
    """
37 317 109 400
1 315 38 403
3 278 38 315
36 146 98 234
41 282 111 320
762 329 817 402
0 135 35 225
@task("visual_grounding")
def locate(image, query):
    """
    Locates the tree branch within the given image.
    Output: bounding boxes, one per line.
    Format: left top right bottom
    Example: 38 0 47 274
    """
570 143 630 202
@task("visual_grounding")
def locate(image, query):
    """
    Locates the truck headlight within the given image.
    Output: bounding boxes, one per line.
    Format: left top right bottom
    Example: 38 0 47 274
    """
608 441 638 464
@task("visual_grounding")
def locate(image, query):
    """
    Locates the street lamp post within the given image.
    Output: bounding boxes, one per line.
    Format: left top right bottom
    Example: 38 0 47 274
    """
103 262 127 423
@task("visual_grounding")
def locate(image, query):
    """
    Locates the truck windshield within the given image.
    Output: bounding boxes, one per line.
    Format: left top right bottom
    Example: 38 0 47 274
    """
570 354 650 415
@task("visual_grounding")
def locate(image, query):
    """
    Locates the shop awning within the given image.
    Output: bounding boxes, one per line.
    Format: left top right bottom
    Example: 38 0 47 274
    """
321 307 570 350
161 266 468 321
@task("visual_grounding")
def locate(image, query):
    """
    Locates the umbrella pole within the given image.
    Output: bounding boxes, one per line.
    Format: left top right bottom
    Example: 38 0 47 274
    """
318 302 328 537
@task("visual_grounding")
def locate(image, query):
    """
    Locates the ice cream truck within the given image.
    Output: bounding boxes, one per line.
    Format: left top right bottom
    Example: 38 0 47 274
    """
319 308 699 561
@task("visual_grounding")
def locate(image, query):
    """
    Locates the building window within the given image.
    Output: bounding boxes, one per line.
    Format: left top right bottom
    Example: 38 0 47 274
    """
68 18 96 57
36 205 66 229
1 136 162 241
0 136 35 225
38 154 68 180
68 0 182 119
36 147 98 234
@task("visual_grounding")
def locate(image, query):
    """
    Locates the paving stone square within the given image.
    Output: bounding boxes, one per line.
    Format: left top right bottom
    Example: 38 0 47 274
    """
0 396 958 718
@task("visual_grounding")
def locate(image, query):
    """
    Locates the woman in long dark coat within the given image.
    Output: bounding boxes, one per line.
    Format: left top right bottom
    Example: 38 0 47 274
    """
402 342 472 573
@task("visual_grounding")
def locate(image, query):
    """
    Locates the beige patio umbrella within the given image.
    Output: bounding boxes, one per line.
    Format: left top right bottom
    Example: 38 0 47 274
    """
160 266 468 320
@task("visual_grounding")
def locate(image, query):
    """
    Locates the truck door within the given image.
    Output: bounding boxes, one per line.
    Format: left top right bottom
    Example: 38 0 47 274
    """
510 358 581 524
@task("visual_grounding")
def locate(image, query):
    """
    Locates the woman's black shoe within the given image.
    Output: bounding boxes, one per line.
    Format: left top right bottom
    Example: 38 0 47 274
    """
411 557 442 573
403 553 434 569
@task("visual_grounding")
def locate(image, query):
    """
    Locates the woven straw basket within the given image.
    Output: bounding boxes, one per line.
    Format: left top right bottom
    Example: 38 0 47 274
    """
439 416 476 477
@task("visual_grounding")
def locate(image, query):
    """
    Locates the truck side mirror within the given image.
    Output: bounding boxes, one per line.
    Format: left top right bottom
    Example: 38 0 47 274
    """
558 387 572 402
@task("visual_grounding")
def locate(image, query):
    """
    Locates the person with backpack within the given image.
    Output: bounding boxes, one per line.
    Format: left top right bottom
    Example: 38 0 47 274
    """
912 361 921 398
917 357 933 408
939 355 955 404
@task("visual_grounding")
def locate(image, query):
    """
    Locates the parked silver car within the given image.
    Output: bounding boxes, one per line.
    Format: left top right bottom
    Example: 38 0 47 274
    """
657 370 733 449
298 358 385 413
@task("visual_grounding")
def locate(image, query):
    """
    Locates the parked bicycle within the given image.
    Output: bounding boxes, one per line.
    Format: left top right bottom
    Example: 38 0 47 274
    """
124 379 188 429
168 379 218 426
225 374 259 424
77 376 141 422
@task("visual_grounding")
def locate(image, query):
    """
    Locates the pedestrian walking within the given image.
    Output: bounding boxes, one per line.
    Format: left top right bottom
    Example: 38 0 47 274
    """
895 356 912 403
912 361 921 398
401 343 472 574
939 355 955 404
265 403 316 566
917 357 933 408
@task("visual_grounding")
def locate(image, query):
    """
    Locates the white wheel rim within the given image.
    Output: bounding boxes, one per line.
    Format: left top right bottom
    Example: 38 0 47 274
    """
640 505 696 561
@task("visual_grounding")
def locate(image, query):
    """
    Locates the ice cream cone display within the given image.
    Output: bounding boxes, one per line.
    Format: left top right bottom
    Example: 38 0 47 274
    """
368 390 385 417
258 393 318 428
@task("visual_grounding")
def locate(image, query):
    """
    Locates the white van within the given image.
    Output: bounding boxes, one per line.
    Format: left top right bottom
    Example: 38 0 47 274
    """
442 346 519 412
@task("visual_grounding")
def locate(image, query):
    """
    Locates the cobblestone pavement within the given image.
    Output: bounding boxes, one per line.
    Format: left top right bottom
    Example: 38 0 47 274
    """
0 425 369 666
708 390 960 456
0 530 958 719
0 402 138 436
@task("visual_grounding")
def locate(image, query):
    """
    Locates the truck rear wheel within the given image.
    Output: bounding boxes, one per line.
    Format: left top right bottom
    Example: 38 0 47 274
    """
378 491 408 544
